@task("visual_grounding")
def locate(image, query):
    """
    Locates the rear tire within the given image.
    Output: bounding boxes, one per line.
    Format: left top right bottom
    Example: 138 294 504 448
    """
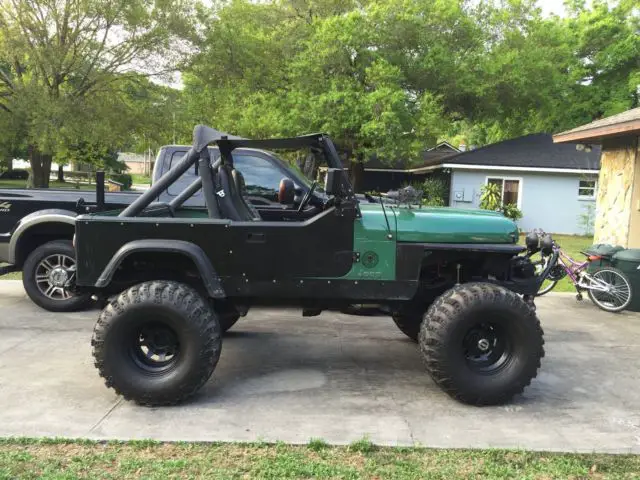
22 240 92 312
419 283 544 405
92 281 221 406
391 313 421 342
587 267 632 313
219 312 240 333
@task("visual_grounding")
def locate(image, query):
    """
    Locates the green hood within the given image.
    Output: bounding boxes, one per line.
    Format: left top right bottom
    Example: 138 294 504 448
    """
359 204 518 244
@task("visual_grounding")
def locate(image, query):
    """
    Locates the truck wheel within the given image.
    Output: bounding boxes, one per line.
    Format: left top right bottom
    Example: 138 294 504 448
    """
92 281 222 406
22 240 92 312
419 283 544 405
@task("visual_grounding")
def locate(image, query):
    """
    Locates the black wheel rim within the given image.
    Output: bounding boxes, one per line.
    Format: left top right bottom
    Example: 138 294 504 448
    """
463 322 511 373
130 322 180 374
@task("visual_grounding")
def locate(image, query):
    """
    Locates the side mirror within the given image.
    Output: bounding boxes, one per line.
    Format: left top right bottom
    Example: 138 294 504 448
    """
278 178 295 204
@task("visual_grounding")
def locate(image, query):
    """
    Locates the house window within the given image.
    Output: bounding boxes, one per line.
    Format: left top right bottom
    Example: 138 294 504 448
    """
578 179 597 199
486 177 522 208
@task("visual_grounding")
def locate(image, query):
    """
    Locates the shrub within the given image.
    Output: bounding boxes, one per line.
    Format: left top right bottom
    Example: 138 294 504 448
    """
420 177 447 206
501 203 523 221
479 183 501 210
578 203 596 236
108 173 132 190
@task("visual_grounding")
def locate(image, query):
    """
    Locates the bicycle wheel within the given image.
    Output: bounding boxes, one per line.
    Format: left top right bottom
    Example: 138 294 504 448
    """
538 278 558 296
534 256 558 296
587 267 632 313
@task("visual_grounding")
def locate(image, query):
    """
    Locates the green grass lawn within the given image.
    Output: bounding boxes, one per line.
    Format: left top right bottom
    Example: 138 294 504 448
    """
0 179 94 190
131 173 152 185
0 438 638 479
521 233 594 293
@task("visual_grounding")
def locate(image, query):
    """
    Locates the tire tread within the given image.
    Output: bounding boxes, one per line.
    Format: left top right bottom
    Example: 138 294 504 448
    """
91 280 221 406
419 282 544 405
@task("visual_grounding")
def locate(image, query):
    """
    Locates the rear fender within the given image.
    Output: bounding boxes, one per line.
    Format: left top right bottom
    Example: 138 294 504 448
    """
95 239 225 298
9 209 77 264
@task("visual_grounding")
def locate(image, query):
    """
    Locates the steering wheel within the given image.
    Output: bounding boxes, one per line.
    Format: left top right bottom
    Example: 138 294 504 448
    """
298 181 317 213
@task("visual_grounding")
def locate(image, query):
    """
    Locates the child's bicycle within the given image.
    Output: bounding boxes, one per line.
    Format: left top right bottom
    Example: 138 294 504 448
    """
529 230 632 313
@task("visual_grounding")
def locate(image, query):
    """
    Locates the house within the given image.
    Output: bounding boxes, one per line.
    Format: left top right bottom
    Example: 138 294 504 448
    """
356 142 460 193
553 107 640 247
418 134 601 235
118 152 153 175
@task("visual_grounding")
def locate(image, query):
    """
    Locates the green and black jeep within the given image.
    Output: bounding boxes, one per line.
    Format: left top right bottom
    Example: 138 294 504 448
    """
74 125 555 407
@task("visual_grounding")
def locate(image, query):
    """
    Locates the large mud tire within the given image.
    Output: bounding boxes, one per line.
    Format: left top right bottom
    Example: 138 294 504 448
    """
92 281 221 406
419 283 544 405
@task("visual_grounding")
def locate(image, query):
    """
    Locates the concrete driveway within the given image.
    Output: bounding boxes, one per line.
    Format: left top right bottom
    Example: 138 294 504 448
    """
0 280 639 453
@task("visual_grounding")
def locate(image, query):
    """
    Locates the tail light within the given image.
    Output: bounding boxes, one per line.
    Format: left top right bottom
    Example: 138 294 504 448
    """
588 255 602 261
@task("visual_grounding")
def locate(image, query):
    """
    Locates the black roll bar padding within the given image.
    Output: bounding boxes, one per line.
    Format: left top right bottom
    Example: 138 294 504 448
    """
199 152 222 219
320 135 354 199
119 147 198 217
96 171 105 211
169 176 202 213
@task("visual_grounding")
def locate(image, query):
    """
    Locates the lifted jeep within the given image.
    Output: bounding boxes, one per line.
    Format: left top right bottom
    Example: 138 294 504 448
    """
75 125 556 407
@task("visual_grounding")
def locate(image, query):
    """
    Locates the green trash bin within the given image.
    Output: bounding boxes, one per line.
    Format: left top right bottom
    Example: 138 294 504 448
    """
610 249 640 312
583 244 625 268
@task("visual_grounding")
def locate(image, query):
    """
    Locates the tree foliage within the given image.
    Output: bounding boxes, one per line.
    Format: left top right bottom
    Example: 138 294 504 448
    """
0 0 638 189
182 0 639 184
0 0 197 186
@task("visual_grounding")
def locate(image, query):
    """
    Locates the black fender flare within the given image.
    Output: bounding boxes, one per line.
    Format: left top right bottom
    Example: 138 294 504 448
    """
95 239 225 298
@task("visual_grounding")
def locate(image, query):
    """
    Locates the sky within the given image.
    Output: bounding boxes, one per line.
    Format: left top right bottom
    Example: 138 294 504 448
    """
537 0 567 17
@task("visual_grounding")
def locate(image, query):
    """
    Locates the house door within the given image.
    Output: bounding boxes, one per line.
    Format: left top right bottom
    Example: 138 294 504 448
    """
487 177 522 208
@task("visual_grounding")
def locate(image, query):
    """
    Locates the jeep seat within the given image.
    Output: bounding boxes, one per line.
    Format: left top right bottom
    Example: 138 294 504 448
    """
232 170 261 220
215 164 261 221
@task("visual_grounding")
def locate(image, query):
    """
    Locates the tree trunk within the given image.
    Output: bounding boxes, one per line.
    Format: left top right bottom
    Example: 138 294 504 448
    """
57 165 65 182
28 146 52 188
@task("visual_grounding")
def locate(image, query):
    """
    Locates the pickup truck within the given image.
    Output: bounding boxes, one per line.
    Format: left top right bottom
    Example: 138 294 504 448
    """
0 145 315 311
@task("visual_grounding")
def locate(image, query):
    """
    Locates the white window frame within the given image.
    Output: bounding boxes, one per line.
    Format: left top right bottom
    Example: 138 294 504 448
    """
578 179 598 200
484 176 523 209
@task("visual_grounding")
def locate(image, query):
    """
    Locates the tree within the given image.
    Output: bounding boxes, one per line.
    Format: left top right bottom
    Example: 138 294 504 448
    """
0 0 197 187
183 0 640 181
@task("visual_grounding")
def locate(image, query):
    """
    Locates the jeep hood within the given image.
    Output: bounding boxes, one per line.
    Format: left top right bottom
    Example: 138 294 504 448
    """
359 204 519 244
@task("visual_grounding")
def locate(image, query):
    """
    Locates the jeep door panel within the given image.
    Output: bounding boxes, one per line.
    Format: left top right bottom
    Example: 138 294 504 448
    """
75 207 355 292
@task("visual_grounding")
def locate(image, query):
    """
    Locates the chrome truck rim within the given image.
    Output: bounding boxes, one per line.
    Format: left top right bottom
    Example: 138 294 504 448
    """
35 254 77 300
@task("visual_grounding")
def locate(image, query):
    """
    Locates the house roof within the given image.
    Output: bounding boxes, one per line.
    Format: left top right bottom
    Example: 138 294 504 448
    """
427 141 460 153
361 143 460 171
553 107 640 144
416 133 600 173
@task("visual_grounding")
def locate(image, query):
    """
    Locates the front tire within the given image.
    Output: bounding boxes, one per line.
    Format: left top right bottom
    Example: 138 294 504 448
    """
420 283 544 405
92 281 222 406
22 240 92 312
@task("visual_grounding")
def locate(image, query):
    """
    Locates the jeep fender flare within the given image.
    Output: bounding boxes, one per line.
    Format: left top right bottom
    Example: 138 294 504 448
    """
9 209 77 264
95 239 225 298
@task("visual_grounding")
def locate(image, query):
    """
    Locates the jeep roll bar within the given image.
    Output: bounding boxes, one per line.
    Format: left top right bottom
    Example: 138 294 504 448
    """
119 124 353 218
